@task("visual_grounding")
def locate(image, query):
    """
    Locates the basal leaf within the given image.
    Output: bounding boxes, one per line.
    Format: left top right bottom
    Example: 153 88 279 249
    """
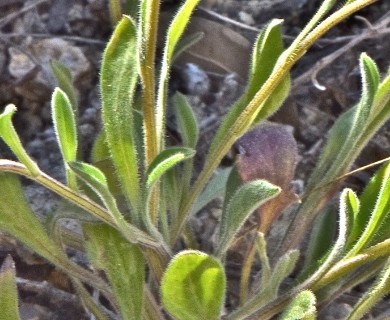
100 16 140 220
147 147 195 189
51 60 78 111
278 290 316 320
161 250 225 320
0 256 20 320
85 223 145 320
52 88 78 189
216 179 280 257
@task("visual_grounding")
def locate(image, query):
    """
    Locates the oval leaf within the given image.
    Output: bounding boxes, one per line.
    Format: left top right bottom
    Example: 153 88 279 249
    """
279 290 316 320
161 250 225 320
216 179 280 257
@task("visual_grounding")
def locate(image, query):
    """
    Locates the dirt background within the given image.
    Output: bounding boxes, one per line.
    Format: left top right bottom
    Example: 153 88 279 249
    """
0 0 389 319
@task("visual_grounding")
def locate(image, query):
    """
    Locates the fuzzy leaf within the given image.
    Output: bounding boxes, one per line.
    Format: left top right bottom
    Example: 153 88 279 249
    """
308 53 378 187
52 88 78 189
0 256 20 320
347 257 390 320
270 250 300 298
100 16 140 218
279 290 316 320
161 250 225 320
173 93 199 148
346 162 390 256
156 0 201 146
216 179 280 256
0 173 108 292
85 223 145 320
147 147 195 188
0 105 39 176
207 19 288 159
51 60 78 111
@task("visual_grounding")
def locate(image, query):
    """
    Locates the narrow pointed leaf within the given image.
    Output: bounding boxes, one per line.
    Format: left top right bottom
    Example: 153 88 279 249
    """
51 60 78 111
173 93 199 148
0 256 20 320
270 250 300 298
68 161 159 248
101 16 140 217
85 223 145 320
278 290 316 320
161 250 225 320
172 31 204 63
191 167 231 215
346 162 390 256
52 88 78 189
147 147 195 188
302 208 337 277
0 105 39 176
156 0 201 146
216 180 280 256
347 258 390 320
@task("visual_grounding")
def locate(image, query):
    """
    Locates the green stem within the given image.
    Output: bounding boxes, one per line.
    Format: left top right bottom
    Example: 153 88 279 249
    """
172 0 378 246
229 238 390 320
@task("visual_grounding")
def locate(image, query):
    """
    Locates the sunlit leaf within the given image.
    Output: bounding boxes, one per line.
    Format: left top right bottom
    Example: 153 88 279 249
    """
161 250 225 320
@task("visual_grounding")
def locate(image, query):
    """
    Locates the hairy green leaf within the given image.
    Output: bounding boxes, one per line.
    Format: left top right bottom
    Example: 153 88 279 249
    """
207 19 288 159
0 173 108 293
347 257 390 320
0 256 20 320
85 223 145 320
156 0 201 147
346 162 390 256
147 147 195 189
100 16 140 220
51 60 78 111
216 180 280 257
278 290 316 320
52 88 78 189
173 93 199 149
161 250 225 320
0 105 39 176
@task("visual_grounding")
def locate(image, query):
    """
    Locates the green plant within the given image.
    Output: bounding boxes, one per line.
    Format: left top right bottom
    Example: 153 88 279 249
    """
0 0 389 319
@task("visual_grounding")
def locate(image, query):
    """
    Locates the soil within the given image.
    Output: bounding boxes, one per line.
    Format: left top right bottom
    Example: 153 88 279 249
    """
0 0 389 319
